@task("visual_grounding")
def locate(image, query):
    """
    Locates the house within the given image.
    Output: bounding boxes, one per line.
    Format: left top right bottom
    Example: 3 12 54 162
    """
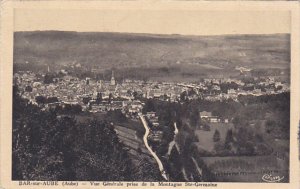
131 100 143 109
199 111 221 123
111 101 123 109
152 122 160 127
209 117 221 123
146 111 156 118
145 112 160 128
148 130 163 142
45 102 60 110
199 111 212 119
227 89 236 95
223 118 229 123
128 107 139 113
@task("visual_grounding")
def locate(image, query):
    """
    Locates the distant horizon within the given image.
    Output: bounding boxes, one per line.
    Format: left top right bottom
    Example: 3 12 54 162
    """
13 30 291 37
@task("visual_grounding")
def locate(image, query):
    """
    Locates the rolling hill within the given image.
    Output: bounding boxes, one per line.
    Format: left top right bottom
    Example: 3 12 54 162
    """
13 31 290 80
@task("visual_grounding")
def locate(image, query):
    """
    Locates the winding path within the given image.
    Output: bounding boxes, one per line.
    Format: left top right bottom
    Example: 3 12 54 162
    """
167 122 179 156
139 114 168 181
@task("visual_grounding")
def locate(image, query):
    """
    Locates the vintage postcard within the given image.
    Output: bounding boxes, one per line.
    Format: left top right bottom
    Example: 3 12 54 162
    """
0 1 299 189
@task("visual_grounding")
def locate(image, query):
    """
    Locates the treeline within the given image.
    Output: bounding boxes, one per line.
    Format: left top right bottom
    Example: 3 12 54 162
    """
236 92 290 139
35 96 59 104
12 86 161 181
251 68 290 77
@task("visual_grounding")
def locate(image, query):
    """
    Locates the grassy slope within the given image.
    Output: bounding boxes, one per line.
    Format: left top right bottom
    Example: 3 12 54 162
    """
194 123 233 152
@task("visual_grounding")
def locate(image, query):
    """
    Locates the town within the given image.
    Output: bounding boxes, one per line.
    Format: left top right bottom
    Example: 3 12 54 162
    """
14 69 289 142
10 12 293 183
14 69 289 115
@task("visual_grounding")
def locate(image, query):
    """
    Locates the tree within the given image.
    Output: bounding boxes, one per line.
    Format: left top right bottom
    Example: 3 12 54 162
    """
224 129 234 151
82 97 91 105
25 86 33 92
213 129 220 142
142 99 155 113
188 101 200 128
35 95 47 104
96 92 102 104
180 91 187 102
203 124 210 131
47 97 59 103
265 120 276 134
106 110 128 123
189 108 199 128
132 91 138 99
44 74 54 84
108 93 113 104
134 158 162 181
61 104 82 114
169 147 184 181
12 91 141 181
71 104 82 114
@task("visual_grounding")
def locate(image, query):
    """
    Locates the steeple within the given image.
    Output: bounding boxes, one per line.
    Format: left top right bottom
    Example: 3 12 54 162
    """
97 80 103 91
99 80 102 89
111 70 116 85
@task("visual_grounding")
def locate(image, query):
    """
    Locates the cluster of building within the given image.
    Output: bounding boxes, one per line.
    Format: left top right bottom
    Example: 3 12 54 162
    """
199 111 229 124
14 71 144 117
180 77 289 101
14 70 289 116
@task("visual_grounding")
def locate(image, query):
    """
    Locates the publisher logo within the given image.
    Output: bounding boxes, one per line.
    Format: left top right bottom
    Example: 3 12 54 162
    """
262 174 284 183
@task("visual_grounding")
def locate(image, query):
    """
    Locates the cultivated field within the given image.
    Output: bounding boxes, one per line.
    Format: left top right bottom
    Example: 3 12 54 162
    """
201 155 289 182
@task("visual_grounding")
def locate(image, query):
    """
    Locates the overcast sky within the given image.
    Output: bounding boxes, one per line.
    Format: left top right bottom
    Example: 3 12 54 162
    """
14 9 290 35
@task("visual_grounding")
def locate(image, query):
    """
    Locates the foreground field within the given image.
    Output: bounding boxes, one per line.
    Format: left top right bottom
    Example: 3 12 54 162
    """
201 155 289 182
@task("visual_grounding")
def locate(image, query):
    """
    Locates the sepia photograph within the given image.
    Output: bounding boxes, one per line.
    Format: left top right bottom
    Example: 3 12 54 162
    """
12 32 291 183
1 1 299 189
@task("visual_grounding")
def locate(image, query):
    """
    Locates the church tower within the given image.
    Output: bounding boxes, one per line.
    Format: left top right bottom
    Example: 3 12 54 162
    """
110 70 116 85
